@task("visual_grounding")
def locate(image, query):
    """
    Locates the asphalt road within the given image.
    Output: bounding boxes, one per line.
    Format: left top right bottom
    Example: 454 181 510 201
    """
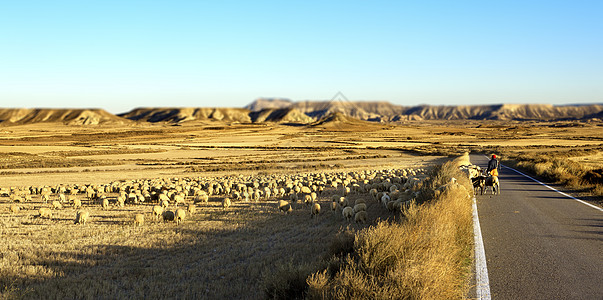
472 154 603 300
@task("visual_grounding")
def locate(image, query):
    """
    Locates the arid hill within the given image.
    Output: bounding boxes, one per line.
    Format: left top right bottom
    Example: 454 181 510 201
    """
0 108 130 125
249 107 314 123
3 101 601 127
119 108 252 124
246 99 603 122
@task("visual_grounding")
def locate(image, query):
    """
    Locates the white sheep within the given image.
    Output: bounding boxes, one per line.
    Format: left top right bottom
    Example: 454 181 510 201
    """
152 205 164 220
52 200 63 210
102 198 110 209
222 197 231 209
353 203 367 214
279 202 292 214
174 194 186 206
73 198 82 209
311 202 321 218
354 210 367 224
303 194 313 207
74 210 90 225
330 201 339 213
342 206 354 222
10 204 20 214
134 214 144 226
187 204 196 215
161 199 170 209
175 208 186 225
380 194 391 207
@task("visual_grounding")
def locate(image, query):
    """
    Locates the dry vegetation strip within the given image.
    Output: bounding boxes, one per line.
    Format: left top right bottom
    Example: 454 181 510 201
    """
503 153 603 198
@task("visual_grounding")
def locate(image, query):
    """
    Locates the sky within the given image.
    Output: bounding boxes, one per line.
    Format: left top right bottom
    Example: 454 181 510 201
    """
1 1 602 114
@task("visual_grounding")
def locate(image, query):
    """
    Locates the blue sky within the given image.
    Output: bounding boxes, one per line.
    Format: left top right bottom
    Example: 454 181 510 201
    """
1 1 601 113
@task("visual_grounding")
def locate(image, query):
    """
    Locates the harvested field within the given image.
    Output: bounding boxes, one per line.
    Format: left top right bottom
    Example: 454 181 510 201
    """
1 119 601 299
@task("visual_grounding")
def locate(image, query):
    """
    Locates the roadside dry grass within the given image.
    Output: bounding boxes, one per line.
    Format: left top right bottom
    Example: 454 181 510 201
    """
502 150 603 198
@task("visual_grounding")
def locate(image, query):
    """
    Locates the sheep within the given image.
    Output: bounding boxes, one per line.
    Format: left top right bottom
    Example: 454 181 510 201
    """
354 198 366 206
194 193 209 203
380 194 391 207
10 205 20 214
354 210 367 224
52 200 63 210
222 197 231 210
117 197 125 208
353 203 367 214
301 186 312 194
303 194 313 207
279 203 292 214
161 199 170 209
152 205 164 220
331 194 340 202
187 204 196 215
311 202 321 218
289 193 299 206
102 198 110 209
134 214 144 226
342 206 354 222
484 176 500 195
339 196 348 208
277 200 290 212
39 207 52 219
73 198 82 209
74 210 90 225
330 201 339 213
473 176 486 194
162 210 175 222
174 194 186 206
175 208 186 225
41 193 51 203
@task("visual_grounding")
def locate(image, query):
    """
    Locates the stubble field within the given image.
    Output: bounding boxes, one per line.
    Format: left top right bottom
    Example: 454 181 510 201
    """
1 119 601 299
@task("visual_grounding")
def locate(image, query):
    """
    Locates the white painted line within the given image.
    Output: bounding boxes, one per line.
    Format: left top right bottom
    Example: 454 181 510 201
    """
502 164 603 212
473 196 491 299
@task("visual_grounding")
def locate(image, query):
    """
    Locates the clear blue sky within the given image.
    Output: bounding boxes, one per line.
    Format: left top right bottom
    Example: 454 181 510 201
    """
1 1 601 113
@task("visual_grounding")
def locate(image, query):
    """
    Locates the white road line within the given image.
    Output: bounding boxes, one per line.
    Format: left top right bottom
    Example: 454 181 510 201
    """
502 164 603 212
473 196 491 299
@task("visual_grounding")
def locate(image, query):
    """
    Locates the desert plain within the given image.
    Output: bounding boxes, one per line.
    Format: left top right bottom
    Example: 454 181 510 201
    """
0 114 601 299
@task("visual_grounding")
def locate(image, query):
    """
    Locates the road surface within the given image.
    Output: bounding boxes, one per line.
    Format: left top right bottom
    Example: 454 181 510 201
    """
472 154 603 299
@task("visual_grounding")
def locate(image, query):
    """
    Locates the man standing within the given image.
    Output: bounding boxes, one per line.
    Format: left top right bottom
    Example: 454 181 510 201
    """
487 154 499 177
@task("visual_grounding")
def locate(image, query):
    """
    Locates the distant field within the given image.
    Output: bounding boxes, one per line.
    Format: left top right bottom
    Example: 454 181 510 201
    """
1 120 601 188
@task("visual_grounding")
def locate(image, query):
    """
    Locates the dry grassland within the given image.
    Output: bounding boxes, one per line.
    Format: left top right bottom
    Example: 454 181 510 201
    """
0 119 601 299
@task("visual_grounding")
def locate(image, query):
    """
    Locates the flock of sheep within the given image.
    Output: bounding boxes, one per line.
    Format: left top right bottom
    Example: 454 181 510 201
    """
2 166 446 227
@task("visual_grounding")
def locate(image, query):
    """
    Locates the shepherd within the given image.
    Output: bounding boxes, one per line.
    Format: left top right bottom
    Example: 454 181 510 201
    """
487 154 499 177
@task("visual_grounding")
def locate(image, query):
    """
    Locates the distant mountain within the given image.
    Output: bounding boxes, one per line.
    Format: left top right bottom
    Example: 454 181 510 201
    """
244 98 293 111
244 99 603 122
3 101 600 127
0 108 130 125
118 108 252 123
